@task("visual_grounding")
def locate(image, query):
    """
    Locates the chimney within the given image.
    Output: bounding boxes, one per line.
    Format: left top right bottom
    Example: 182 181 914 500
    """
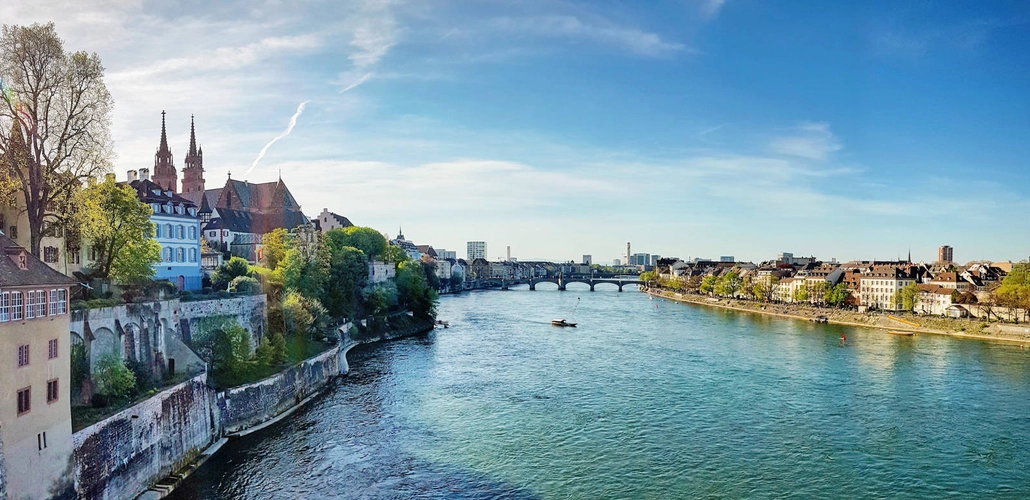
139 168 150 181
506 246 511 261
127 170 138 182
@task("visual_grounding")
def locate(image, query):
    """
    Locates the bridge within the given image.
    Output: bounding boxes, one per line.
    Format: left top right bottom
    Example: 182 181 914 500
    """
527 275 643 292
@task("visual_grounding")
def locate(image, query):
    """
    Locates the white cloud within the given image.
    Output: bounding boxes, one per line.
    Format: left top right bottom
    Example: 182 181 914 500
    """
768 122 842 161
488 15 686 57
700 0 728 20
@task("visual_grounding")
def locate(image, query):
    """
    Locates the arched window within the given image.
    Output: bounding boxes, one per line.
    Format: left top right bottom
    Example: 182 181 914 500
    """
177 225 184 239
176 248 184 262
165 224 173 238
189 248 197 262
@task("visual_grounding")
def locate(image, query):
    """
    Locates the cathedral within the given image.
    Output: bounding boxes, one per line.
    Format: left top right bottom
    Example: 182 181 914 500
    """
151 112 307 263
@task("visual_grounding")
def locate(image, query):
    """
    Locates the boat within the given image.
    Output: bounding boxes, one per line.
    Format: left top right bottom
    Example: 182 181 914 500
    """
887 330 914 336
812 315 829 323
551 319 577 327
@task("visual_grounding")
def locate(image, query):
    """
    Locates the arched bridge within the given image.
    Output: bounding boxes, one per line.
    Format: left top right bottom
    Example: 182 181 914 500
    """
528 275 643 292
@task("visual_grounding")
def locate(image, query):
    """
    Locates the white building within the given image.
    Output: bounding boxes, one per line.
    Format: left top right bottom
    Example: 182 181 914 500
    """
860 266 916 311
369 260 396 283
467 241 486 261
582 255 592 265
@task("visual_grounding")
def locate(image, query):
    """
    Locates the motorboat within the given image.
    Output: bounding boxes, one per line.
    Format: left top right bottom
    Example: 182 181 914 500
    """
551 319 577 327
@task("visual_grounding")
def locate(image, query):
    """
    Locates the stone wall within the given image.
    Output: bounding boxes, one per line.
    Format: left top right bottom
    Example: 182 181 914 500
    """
178 295 266 349
217 347 342 434
72 374 214 500
0 434 6 500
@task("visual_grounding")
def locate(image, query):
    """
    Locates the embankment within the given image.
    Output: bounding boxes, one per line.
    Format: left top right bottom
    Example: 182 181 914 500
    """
649 289 1030 345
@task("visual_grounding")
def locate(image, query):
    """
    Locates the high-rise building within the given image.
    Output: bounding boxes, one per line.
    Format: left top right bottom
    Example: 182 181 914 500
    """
467 241 487 261
613 258 621 266
583 255 592 265
437 249 456 260
629 253 651 266
650 254 661 266
938 245 953 263
720 256 735 262
506 245 511 261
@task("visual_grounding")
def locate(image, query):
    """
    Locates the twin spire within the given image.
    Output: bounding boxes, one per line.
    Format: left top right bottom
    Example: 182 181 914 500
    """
155 110 205 195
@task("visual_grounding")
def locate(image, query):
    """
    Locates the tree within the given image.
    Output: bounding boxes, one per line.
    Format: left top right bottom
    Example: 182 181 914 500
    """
825 283 851 308
211 256 252 290
396 260 438 319
260 228 291 270
0 23 114 257
94 354 135 399
75 176 160 283
793 284 809 303
996 262 1030 322
896 282 920 312
699 275 716 295
211 324 251 376
323 244 368 319
715 271 741 297
325 226 387 260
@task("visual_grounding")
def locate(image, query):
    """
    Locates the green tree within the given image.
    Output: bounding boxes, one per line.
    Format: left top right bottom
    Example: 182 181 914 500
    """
325 226 387 259
211 324 251 376
996 262 1030 322
94 354 135 399
381 244 408 265
896 282 920 312
229 276 261 295
254 335 274 366
75 176 160 283
362 281 398 317
0 23 114 257
715 271 741 297
211 256 252 290
825 283 851 308
699 275 716 295
793 284 809 303
323 244 368 319
396 260 438 319
269 331 287 365
260 228 291 270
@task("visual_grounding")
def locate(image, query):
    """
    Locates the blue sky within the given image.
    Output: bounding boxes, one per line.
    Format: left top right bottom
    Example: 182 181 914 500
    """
4 0 1029 263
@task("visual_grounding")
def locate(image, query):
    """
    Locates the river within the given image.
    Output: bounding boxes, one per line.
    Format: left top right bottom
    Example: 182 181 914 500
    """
169 286 1030 499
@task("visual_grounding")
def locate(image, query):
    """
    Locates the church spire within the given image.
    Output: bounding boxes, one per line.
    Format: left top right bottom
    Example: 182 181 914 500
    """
188 114 198 157
159 110 170 155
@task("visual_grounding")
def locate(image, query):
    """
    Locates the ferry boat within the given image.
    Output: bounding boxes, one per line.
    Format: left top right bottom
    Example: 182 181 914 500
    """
551 319 577 327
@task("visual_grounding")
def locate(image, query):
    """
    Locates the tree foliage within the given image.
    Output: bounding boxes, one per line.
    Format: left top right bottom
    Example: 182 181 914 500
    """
699 275 716 295
824 283 850 308
211 256 253 290
325 226 387 260
75 176 160 283
0 22 114 256
94 354 135 399
896 283 920 312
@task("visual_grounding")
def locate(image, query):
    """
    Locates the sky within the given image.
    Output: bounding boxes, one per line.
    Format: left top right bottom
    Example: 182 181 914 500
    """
3 0 1029 264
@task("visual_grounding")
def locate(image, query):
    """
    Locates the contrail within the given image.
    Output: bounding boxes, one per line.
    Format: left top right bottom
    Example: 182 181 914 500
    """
339 72 372 93
245 100 310 176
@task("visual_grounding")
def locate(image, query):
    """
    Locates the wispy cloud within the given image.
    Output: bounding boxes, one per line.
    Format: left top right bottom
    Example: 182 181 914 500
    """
488 15 686 57
699 0 728 20
768 122 842 161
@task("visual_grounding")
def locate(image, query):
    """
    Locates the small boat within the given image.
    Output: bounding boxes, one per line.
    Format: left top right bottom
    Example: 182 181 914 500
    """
551 319 577 327
811 315 829 323
887 330 914 336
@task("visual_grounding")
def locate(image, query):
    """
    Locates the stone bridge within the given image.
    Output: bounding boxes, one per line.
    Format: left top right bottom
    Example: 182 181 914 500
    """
528 275 643 292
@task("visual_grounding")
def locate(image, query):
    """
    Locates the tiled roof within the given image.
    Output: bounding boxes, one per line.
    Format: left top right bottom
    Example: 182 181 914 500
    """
0 234 76 287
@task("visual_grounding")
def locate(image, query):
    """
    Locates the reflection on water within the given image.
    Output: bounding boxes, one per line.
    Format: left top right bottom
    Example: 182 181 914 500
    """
171 288 1030 499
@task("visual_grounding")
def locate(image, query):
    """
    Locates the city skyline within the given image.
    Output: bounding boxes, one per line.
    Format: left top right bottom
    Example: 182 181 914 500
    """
2 1 1029 262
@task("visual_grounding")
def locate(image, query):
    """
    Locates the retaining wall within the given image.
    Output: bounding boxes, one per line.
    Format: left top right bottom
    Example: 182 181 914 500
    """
0 435 6 500
216 347 342 435
178 295 266 348
72 374 214 500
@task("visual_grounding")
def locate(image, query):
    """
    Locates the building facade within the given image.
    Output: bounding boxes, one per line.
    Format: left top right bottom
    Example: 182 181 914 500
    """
126 169 203 291
467 241 486 261
938 245 954 263
0 234 76 499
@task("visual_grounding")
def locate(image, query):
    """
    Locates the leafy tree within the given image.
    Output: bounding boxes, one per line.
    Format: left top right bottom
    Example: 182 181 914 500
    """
793 284 809 303
229 276 261 295
640 271 656 283
825 283 851 308
381 244 408 265
75 176 160 283
260 228 291 270
0 23 114 257
686 275 702 292
281 290 328 337
362 281 398 317
996 263 1030 322
209 323 249 375
254 335 274 366
715 271 741 297
94 354 135 399
896 282 920 312
699 275 716 295
396 260 438 319
325 226 387 259
269 331 287 365
211 256 252 290
323 244 368 319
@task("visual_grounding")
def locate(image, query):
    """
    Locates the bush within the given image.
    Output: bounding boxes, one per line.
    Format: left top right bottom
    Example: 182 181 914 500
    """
269 332 287 365
70 343 89 393
229 276 261 295
212 324 252 375
94 354 136 400
126 358 155 395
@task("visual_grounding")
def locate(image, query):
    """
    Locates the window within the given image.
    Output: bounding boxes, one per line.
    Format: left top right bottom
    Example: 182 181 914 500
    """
47 379 58 404
165 248 173 262
151 203 160 213
189 226 197 239
176 205 184 215
18 344 29 366
57 289 67 314
0 291 8 322
38 432 47 450
189 248 197 262
176 248 184 262
49 290 58 316
11 291 22 320
177 225 184 239
43 246 59 263
165 224 173 238
34 289 46 318
209 231 217 238
9 225 16 238
17 387 30 415
26 291 35 319
49 338 58 359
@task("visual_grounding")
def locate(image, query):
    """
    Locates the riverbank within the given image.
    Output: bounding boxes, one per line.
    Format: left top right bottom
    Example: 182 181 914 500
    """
72 316 437 500
647 288 1030 345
